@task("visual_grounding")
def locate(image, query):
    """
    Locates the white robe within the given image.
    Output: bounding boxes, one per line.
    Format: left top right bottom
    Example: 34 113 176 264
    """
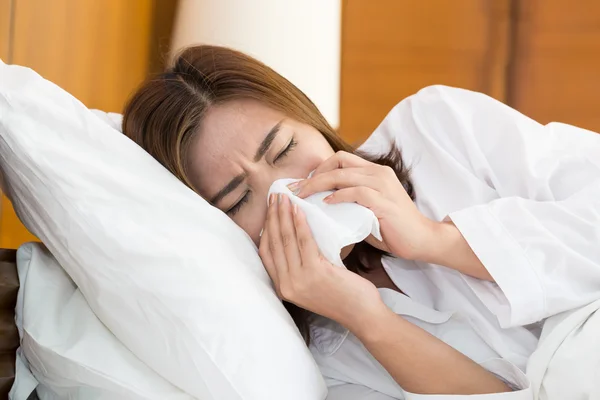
309 85 600 399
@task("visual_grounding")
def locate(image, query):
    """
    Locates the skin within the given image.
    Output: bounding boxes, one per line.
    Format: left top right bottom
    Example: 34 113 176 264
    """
189 98 509 395
188 99 335 243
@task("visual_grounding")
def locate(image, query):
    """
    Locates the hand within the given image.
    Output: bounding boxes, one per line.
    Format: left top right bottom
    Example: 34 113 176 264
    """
259 192 384 331
290 151 440 262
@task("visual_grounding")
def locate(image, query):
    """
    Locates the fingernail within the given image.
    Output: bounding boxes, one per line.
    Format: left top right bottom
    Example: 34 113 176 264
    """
287 181 302 196
278 193 283 204
269 193 275 206
293 203 297 215
323 194 333 203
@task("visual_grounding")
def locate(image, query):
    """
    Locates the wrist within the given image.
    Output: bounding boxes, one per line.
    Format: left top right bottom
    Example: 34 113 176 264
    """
418 220 492 280
417 220 459 264
344 300 394 341
408 219 452 263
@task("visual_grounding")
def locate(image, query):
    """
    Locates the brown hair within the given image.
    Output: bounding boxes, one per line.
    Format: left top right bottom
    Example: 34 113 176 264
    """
122 45 414 345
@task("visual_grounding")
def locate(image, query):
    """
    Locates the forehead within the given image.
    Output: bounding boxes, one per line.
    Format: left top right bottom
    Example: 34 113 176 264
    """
187 99 285 193
196 99 285 158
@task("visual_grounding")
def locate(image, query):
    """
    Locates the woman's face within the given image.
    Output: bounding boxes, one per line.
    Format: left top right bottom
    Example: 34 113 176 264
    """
188 99 335 244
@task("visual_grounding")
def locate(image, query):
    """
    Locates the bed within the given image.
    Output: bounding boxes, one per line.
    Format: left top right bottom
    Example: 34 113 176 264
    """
0 248 19 398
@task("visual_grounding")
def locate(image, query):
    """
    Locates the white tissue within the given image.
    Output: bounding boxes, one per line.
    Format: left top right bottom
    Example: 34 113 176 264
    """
268 173 382 267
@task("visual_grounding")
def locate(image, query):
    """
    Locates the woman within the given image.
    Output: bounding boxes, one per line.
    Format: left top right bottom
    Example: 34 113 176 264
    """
122 45 600 399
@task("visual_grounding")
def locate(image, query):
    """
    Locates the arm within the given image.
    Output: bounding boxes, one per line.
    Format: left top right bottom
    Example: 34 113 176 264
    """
422 220 491 281
260 195 514 396
402 213 518 287
327 384 398 400
393 85 600 327
346 304 512 396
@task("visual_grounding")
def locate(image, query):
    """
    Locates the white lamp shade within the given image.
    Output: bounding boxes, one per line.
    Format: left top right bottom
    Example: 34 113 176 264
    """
171 0 341 128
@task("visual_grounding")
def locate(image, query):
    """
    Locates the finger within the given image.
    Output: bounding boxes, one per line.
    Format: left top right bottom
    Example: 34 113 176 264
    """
297 168 383 198
293 205 321 265
311 151 372 177
323 186 381 209
323 188 391 253
267 193 289 275
258 227 279 283
278 194 302 270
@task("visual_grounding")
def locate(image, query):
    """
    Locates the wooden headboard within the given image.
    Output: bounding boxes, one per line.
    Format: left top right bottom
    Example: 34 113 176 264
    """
0 248 19 397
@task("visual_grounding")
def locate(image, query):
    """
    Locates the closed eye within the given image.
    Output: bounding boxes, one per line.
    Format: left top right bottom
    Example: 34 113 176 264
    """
274 138 297 163
226 192 250 216
226 138 295 216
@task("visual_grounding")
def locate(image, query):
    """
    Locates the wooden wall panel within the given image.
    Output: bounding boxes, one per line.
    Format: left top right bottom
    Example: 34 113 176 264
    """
0 0 10 61
11 0 153 112
0 0 179 249
340 0 512 145
148 0 178 75
509 0 600 132
0 0 14 249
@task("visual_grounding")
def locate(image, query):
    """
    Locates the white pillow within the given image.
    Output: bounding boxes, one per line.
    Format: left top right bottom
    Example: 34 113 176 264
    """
15 242 193 400
0 61 326 399
89 109 123 132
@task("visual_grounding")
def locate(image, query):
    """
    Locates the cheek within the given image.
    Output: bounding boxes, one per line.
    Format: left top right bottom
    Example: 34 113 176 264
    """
234 203 267 245
312 133 336 158
304 137 335 167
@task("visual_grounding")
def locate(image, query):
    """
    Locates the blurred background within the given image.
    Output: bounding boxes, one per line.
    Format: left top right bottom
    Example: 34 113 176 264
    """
1 0 599 249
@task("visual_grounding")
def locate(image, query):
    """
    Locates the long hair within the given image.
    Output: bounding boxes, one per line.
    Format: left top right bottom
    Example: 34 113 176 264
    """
122 45 414 345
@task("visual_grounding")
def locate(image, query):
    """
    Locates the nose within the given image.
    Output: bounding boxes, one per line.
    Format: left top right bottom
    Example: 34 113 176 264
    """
252 165 310 196
248 161 317 245
247 167 301 243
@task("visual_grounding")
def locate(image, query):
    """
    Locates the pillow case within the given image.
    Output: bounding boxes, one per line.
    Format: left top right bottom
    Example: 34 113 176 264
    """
0 61 326 399
89 109 123 132
14 242 192 400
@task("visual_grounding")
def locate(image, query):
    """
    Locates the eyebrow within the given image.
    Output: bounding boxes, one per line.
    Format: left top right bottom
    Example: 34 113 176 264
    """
210 173 246 205
210 120 283 205
253 120 283 162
